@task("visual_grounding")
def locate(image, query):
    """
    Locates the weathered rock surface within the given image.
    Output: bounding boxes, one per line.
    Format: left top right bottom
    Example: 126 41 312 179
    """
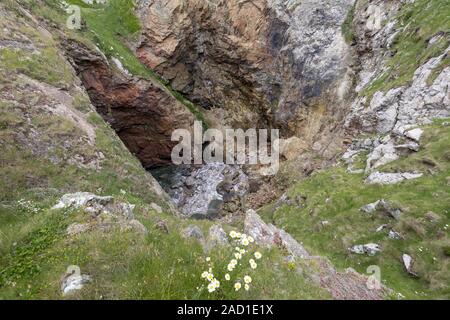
135 0 355 142
154 163 248 218
360 199 402 220
365 172 423 185
349 243 381 256
53 192 147 236
63 39 196 168
244 210 389 299
346 0 450 136
61 269 92 296
402 253 418 277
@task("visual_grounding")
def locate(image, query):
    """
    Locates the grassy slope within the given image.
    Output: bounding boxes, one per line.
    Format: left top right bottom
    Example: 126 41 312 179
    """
0 0 328 299
360 0 450 99
261 119 450 299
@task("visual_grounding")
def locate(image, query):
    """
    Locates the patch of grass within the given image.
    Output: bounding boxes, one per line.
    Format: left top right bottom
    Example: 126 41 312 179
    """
260 119 450 299
342 1 357 44
0 47 74 87
361 0 450 100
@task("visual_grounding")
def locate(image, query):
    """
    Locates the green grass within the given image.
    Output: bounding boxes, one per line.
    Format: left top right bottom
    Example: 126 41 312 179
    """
260 119 450 299
342 1 357 44
361 0 450 100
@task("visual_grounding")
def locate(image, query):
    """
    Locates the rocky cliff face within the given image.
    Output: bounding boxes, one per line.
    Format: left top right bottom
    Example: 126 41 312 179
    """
135 0 355 141
63 39 196 169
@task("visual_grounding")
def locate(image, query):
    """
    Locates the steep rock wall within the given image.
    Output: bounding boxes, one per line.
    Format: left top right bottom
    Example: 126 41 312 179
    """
63 39 196 168
135 0 355 141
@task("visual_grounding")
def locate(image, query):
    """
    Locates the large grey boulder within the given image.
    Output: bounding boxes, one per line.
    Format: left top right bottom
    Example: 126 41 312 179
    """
244 209 310 259
349 243 381 256
52 192 147 236
365 172 423 185
360 199 402 220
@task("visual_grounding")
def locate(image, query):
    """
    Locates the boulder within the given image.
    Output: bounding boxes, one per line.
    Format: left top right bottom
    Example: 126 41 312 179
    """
402 254 418 277
388 230 403 240
206 224 229 249
182 225 204 240
52 192 113 210
52 192 147 236
244 209 310 259
349 243 381 256
404 128 424 142
360 199 402 220
61 268 91 296
365 172 423 185
150 202 163 214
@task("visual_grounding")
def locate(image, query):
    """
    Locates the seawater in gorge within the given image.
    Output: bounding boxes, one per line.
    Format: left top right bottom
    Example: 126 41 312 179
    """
150 163 249 219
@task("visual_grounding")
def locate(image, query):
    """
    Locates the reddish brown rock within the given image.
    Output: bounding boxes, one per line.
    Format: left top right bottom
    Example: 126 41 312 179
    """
64 39 195 168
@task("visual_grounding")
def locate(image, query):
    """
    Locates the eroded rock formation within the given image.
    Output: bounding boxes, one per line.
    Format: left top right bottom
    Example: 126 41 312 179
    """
64 39 196 168
135 0 355 142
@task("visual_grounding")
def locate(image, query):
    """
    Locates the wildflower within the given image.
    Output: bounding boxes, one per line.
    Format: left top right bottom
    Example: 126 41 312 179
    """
207 273 214 281
239 249 246 254
234 252 242 260
206 257 211 262
201 271 209 279
225 274 231 281
234 282 242 291
250 262 257 270
230 259 238 266
248 236 254 243
244 284 250 291
227 264 235 272
212 279 220 289
236 232 242 238
241 238 249 246
230 231 237 238
244 275 252 284
235 247 241 251
208 283 216 293
254 252 262 260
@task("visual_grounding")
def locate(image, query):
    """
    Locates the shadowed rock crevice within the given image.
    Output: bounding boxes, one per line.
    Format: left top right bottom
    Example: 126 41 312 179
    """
63 39 195 169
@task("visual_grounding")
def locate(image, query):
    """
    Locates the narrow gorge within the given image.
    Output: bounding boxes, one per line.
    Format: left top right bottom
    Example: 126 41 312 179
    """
0 0 449 300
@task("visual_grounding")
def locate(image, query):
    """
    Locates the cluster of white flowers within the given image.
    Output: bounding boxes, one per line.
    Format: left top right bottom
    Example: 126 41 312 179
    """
201 258 221 293
199 230 263 295
227 231 261 292
17 199 40 214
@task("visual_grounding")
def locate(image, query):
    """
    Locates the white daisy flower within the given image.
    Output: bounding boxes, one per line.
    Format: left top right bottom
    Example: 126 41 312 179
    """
244 275 252 284
206 257 211 262
225 273 231 281
254 252 262 259
201 271 209 278
244 284 250 291
234 282 241 291
208 283 216 293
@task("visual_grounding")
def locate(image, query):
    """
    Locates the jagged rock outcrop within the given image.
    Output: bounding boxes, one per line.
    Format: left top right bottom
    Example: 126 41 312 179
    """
135 0 355 144
63 39 196 168
244 210 390 299
53 192 148 235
